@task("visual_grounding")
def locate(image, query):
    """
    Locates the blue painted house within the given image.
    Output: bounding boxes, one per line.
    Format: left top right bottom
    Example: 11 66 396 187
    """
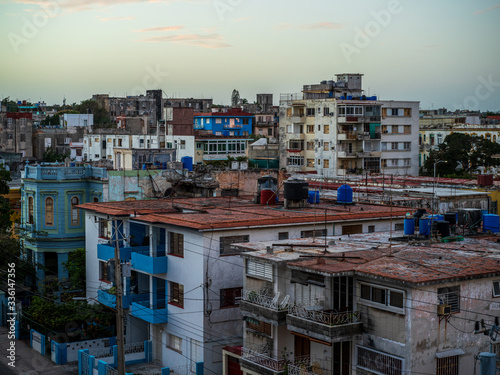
194 108 253 136
20 163 108 285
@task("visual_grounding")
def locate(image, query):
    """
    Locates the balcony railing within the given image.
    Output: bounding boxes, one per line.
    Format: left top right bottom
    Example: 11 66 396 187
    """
130 299 168 324
288 305 361 326
241 345 311 374
241 290 289 311
287 358 329 375
97 243 150 262
131 248 168 274
98 289 149 309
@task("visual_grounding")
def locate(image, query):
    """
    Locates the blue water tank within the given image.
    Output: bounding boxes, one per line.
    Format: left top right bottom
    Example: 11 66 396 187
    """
162 162 167 170
328 92 333 98
347 95 353 100
142 163 147 170
419 218 431 236
371 96 377 101
404 218 415 235
308 190 320 204
70 162 76 167
483 214 500 233
181 156 193 171
429 214 444 221
337 184 353 204
340 96 345 100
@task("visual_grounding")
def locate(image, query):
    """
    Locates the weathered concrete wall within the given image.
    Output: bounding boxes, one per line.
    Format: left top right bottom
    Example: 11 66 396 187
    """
107 169 173 201
213 170 287 195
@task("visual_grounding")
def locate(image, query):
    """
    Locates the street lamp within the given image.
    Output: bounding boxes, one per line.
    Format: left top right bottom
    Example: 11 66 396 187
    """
431 160 447 240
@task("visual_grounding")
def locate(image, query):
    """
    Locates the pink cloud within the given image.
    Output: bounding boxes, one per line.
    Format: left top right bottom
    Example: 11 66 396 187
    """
136 25 184 32
474 4 500 15
139 33 231 49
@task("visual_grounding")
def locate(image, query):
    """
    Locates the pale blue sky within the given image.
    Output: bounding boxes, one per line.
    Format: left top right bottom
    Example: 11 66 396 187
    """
1 0 499 111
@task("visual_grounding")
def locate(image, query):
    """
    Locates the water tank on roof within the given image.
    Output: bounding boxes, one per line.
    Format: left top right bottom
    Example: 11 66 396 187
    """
321 80 327 84
328 80 334 85
283 180 309 201
434 220 450 237
181 156 193 171
337 184 353 204
444 213 457 225
404 218 415 235
347 95 353 100
340 96 345 100
483 214 500 233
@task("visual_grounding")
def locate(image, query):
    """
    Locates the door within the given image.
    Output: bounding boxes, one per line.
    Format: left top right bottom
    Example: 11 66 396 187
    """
295 335 310 359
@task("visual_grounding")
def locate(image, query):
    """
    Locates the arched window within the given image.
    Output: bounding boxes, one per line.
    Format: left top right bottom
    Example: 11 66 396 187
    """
28 196 34 224
71 196 80 225
45 197 54 226
93 196 99 203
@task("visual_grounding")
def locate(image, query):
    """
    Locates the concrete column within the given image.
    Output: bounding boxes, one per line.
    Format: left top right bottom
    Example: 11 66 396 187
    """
58 252 69 281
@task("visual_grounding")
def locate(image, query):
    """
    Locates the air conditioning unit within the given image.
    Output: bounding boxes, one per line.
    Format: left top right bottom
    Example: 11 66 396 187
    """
329 113 334 116
437 304 451 316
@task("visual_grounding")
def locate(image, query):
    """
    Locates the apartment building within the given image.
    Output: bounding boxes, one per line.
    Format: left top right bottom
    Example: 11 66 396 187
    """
280 74 419 177
79 194 408 374
229 232 500 375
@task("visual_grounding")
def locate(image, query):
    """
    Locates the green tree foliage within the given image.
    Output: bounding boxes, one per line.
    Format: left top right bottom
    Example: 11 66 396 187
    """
0 165 12 234
62 248 86 292
0 235 37 288
40 114 60 126
42 147 69 163
26 297 115 341
76 99 110 125
423 133 500 176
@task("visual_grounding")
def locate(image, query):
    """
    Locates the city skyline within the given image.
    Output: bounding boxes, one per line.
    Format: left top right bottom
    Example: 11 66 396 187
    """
1 0 499 111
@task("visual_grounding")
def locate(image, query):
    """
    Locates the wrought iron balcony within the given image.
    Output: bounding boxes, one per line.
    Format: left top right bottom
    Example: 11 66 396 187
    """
241 345 311 374
240 290 289 325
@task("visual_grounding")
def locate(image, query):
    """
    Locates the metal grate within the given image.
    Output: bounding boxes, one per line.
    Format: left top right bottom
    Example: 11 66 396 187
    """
357 346 403 375
436 355 459 375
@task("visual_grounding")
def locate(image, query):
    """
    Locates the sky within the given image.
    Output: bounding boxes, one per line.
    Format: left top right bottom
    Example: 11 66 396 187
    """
0 0 499 111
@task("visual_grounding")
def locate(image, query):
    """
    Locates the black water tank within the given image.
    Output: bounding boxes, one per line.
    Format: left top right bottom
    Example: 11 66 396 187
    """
413 208 427 218
444 213 457 225
284 180 309 201
434 220 450 237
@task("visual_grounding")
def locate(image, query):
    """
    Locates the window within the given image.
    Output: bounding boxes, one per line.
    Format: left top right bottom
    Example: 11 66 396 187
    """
71 196 80 225
246 260 272 280
45 197 54 226
368 225 375 233
76 149 82 156
64 138 71 145
438 286 460 313
287 156 304 166
28 196 34 224
169 282 184 308
99 219 110 239
323 107 330 116
357 346 403 375
493 281 500 297
220 287 242 308
391 142 398 150
278 232 289 240
246 320 272 336
404 125 411 134
324 125 329 134
180 140 186 149
359 283 405 312
99 260 114 283
196 142 203 150
167 334 182 353
267 128 272 136
324 142 329 150
220 235 249 256
323 159 330 168
306 159 315 168
436 356 459 375
307 125 314 133
169 232 184 257
306 108 315 116
307 141 314 150
403 142 411 150
404 108 412 117
118 139 123 147
301 229 326 238
215 118 222 124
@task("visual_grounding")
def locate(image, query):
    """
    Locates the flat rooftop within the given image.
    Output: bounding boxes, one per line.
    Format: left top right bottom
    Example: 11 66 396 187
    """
79 196 408 231
237 232 500 286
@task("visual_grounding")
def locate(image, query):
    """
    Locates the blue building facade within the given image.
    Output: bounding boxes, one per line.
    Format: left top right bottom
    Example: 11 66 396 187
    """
194 108 253 136
20 164 108 285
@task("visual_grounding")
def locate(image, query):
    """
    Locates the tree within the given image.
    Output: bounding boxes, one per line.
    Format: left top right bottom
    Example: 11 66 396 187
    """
42 147 69 162
0 165 12 234
62 248 86 293
423 133 500 176
76 99 110 125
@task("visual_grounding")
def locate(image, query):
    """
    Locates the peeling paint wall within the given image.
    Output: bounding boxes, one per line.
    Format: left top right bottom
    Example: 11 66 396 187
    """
107 169 173 201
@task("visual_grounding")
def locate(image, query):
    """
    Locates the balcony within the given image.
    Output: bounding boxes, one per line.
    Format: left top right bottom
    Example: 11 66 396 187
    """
97 243 150 262
130 299 168 324
287 305 362 341
289 115 305 123
337 132 358 141
337 151 357 158
240 290 289 326
241 345 311 375
131 250 168 274
338 116 360 123
97 289 149 309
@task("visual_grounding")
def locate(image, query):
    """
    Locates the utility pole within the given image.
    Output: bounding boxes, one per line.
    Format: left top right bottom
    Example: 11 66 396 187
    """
113 219 126 375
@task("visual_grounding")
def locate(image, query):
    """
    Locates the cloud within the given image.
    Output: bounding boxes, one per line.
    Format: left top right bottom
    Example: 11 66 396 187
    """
135 25 184 32
275 21 345 30
300 22 345 30
139 33 231 49
13 0 180 13
474 4 500 15
97 15 134 21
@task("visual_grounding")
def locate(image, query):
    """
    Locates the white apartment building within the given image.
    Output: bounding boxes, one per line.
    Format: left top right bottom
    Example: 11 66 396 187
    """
80 194 407 374
280 74 419 177
83 133 195 165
